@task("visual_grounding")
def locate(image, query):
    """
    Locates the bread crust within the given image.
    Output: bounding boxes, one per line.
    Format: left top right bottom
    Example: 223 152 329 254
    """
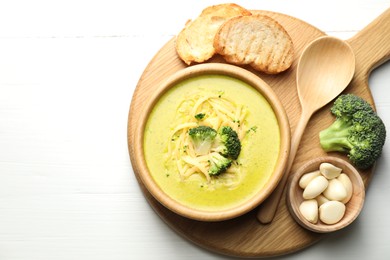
175 3 251 65
213 15 294 74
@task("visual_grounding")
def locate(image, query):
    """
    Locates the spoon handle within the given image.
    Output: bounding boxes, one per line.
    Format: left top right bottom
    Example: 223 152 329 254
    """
256 109 312 224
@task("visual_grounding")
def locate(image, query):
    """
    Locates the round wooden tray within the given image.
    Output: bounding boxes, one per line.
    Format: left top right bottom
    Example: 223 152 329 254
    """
128 9 389 257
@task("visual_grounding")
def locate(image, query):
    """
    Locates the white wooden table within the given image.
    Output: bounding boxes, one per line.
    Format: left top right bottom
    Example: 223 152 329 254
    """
0 1 389 259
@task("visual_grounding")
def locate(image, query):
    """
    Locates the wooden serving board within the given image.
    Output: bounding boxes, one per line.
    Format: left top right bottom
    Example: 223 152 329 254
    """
128 9 390 257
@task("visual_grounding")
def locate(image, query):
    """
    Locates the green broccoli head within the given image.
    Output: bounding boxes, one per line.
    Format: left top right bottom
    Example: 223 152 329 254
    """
188 125 241 175
331 94 374 119
188 126 217 155
213 126 241 160
319 94 386 169
348 110 386 168
208 152 232 176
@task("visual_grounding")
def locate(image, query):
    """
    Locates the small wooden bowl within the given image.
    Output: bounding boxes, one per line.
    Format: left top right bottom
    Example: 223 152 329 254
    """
287 156 365 233
133 63 291 221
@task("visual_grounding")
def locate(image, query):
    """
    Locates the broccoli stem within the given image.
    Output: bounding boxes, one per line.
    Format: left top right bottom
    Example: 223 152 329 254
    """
319 119 354 152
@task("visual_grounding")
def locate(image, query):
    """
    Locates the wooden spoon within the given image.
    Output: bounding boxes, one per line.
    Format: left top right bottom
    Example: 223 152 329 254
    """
256 36 356 224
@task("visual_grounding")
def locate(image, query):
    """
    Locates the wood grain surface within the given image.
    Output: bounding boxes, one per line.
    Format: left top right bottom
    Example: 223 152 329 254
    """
127 9 390 257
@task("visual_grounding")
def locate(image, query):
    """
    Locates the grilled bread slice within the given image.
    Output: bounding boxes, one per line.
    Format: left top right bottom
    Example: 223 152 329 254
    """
214 15 294 74
175 3 251 65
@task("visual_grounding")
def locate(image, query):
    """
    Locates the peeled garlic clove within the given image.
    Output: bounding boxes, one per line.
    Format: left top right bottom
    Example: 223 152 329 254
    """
338 173 353 204
323 178 347 201
299 170 321 189
320 162 342 179
315 194 329 206
319 201 346 224
299 199 318 223
303 176 329 199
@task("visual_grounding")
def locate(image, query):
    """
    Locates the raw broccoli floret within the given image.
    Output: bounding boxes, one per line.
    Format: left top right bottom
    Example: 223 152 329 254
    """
188 126 217 155
212 126 241 160
330 93 374 118
319 94 386 169
208 152 232 176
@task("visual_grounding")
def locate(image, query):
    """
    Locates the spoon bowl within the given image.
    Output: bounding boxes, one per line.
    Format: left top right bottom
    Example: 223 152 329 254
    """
297 36 356 112
257 36 356 224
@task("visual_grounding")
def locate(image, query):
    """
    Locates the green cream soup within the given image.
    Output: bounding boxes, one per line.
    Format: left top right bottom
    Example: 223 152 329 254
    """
144 75 280 211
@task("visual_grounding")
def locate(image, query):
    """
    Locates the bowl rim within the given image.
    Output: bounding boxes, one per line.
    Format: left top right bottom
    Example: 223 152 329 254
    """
287 156 366 233
133 63 291 221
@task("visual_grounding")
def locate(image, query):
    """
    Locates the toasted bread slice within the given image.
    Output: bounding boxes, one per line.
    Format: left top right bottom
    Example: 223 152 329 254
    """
214 15 294 74
175 4 251 65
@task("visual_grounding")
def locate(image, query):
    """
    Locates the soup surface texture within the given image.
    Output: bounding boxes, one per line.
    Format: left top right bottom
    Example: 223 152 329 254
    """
144 75 280 211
